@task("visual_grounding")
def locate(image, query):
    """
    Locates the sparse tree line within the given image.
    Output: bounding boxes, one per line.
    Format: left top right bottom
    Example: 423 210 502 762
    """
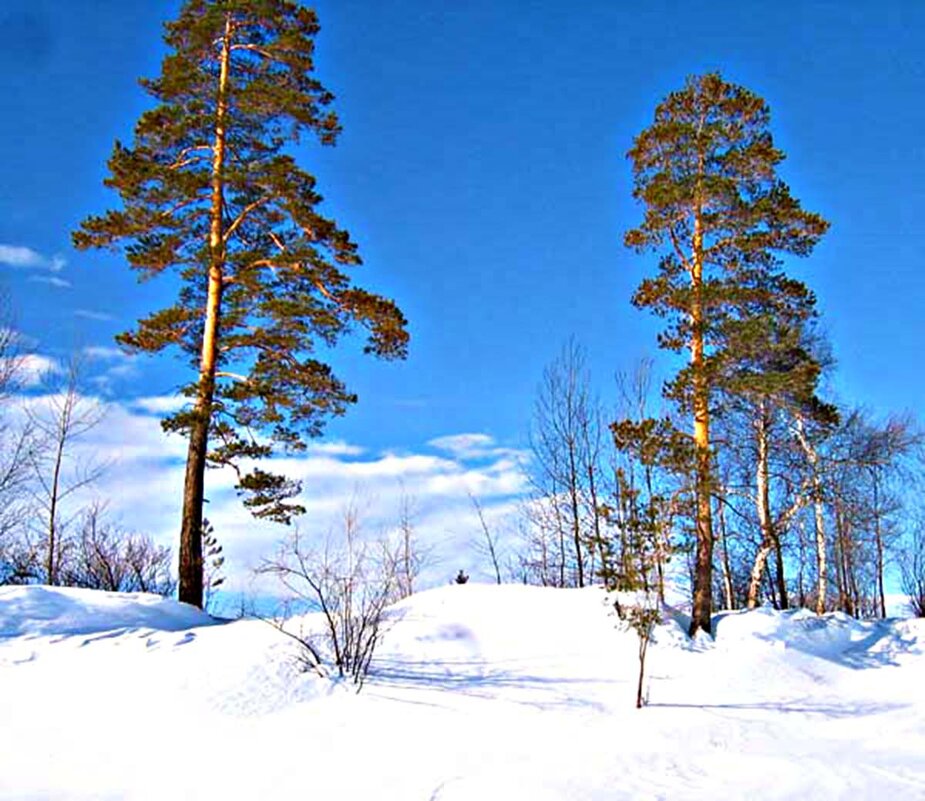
0 330 176 595
518 340 924 615
4 0 924 707
514 74 925 632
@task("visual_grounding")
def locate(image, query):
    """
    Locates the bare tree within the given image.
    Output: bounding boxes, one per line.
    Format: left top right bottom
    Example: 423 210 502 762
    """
386 489 434 599
0 300 37 566
259 502 402 689
527 339 605 588
514 500 559 586
26 359 106 585
853 414 918 618
900 519 925 617
817 410 918 618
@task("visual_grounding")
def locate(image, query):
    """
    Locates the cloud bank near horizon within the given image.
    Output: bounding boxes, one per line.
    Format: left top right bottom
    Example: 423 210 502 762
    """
13 379 531 596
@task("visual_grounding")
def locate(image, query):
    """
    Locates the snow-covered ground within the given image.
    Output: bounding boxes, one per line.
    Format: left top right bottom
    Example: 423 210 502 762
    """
1 583 923 800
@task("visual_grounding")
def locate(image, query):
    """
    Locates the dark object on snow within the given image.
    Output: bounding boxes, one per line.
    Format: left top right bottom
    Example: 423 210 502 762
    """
454 569 469 585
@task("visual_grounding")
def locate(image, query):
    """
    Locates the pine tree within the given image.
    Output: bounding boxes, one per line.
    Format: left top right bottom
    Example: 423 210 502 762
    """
73 0 408 608
624 73 828 635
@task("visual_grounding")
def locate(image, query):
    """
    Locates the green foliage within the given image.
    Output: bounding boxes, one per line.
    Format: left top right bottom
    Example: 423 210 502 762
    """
624 72 829 413
599 461 666 708
599 468 667 602
202 518 225 601
73 0 408 522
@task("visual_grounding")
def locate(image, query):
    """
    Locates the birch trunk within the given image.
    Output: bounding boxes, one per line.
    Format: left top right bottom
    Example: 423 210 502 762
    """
747 403 774 608
793 417 828 614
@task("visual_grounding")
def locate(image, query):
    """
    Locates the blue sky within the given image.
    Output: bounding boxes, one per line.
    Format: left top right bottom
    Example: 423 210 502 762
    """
1 0 923 589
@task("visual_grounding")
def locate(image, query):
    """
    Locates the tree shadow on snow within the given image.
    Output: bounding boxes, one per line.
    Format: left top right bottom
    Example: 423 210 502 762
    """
367 657 617 712
648 698 910 717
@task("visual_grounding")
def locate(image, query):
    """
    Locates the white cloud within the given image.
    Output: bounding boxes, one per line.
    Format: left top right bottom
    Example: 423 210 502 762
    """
0 244 66 272
131 395 189 415
75 309 115 322
429 432 497 458
28 276 71 289
0 244 44 268
3 354 64 386
303 441 366 457
428 433 530 467
26 393 530 594
82 346 127 361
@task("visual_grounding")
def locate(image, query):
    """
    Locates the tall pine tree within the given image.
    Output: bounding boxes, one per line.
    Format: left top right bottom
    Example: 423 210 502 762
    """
624 73 828 634
74 0 408 608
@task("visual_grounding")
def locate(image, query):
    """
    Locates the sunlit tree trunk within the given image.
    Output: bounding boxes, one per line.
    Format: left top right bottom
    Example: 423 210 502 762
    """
178 14 231 608
689 183 715 635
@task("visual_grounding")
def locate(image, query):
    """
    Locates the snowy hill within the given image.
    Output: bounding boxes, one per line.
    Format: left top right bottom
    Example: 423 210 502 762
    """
1 584 923 800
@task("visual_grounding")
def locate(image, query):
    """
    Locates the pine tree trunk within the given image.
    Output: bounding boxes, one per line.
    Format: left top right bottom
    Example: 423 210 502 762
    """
689 211 714 636
178 15 231 608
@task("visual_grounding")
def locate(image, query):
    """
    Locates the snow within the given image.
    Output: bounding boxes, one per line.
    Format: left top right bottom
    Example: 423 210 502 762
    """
1 584 923 799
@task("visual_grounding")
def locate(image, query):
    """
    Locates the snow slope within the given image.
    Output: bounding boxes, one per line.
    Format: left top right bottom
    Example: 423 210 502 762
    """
1 583 923 800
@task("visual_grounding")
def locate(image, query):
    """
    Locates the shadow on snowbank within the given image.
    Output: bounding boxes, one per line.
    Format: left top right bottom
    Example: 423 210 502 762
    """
648 699 911 717
368 656 617 711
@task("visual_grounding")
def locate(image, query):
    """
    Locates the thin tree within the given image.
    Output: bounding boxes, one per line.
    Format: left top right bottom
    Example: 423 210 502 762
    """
528 339 603 588
74 0 408 607
599 465 665 708
793 410 834 613
470 491 503 585
0 298 34 549
26 360 106 585
624 73 828 634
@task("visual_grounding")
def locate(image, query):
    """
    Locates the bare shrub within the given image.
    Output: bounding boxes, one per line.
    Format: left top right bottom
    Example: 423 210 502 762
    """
62 504 175 596
259 502 402 689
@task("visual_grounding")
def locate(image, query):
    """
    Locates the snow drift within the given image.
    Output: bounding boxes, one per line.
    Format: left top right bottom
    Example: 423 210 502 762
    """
0 583 923 800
